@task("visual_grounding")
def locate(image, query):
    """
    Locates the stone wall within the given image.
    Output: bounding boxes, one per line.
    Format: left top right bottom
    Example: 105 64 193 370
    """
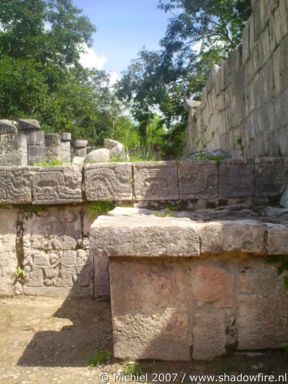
0 158 287 298
185 0 288 159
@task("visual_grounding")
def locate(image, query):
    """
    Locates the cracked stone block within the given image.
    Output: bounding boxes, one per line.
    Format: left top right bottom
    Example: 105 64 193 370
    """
266 223 288 255
0 167 31 204
31 166 82 204
84 163 132 201
192 312 226 360
110 259 192 361
219 160 254 198
238 259 288 350
255 157 288 198
178 160 218 199
133 161 178 200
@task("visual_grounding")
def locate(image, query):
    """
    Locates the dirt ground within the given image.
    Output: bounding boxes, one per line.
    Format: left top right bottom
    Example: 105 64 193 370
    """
0 297 287 384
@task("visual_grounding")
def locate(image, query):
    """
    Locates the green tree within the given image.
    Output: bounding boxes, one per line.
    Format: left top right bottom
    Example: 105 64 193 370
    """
117 0 251 158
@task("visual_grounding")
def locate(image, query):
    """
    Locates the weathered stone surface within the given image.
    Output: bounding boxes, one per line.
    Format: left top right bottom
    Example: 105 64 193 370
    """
73 140 88 158
238 259 288 350
178 160 218 199
45 133 62 162
27 146 45 165
280 183 288 207
90 214 200 257
255 158 288 198
219 160 254 198
192 312 226 360
133 161 178 200
17 119 41 130
84 163 132 201
0 120 27 166
84 148 110 163
31 166 82 204
0 167 31 204
199 220 266 255
61 141 71 163
110 259 192 361
104 139 128 161
94 253 110 298
22 207 93 296
266 223 288 255
0 208 18 296
61 132 71 141
191 262 233 307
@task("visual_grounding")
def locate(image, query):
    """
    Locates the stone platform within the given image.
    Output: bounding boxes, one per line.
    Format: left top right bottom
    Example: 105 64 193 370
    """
90 207 288 361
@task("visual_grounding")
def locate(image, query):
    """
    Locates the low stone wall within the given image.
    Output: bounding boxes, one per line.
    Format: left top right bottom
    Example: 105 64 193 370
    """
90 208 288 361
185 0 288 159
0 159 287 299
0 158 288 206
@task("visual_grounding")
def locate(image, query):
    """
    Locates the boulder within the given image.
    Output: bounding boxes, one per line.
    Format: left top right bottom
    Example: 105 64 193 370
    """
84 148 110 163
104 139 129 161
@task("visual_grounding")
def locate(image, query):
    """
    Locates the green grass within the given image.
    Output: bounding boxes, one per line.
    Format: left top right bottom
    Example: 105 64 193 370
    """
121 362 143 376
88 349 112 367
33 159 64 167
15 267 25 278
86 201 114 217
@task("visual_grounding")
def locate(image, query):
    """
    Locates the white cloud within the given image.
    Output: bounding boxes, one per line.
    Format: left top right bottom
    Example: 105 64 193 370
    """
79 44 106 70
109 71 120 86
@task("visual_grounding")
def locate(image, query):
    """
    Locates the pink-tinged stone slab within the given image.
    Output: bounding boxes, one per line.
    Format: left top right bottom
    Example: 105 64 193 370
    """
110 259 192 361
32 166 82 205
133 161 178 200
219 160 254 198
84 163 132 201
178 160 218 199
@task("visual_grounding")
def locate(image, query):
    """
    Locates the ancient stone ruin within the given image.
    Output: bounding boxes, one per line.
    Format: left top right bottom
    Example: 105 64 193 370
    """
0 0 288 363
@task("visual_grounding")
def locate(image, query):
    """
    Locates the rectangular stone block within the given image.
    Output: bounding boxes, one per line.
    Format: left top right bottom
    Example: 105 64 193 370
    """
0 167 31 204
192 312 226 361
133 161 178 200
255 157 288 198
238 260 288 350
0 208 18 296
178 160 218 199
0 121 27 166
219 160 254 198
31 166 82 204
266 223 288 255
110 259 192 361
90 214 200 257
84 163 132 201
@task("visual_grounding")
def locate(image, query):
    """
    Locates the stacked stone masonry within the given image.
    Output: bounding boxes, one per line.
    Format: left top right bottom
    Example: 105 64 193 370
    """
185 0 288 159
0 159 287 206
91 209 288 361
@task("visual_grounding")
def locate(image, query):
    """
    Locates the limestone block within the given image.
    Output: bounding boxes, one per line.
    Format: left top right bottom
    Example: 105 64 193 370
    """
61 132 71 141
45 133 62 162
104 139 129 161
90 214 200 257
27 146 46 165
84 163 132 201
84 148 110 163
255 157 288 197
238 260 288 350
60 141 71 162
73 140 88 157
191 263 234 307
0 208 18 295
266 223 288 255
0 167 31 204
94 253 110 298
192 312 226 361
110 259 192 361
25 130 45 146
133 161 178 200
0 120 27 166
199 220 266 255
17 119 41 130
219 160 254 198
31 166 82 204
178 160 218 199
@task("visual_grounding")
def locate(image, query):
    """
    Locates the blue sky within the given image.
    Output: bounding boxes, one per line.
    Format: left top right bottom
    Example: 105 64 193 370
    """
73 0 171 79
